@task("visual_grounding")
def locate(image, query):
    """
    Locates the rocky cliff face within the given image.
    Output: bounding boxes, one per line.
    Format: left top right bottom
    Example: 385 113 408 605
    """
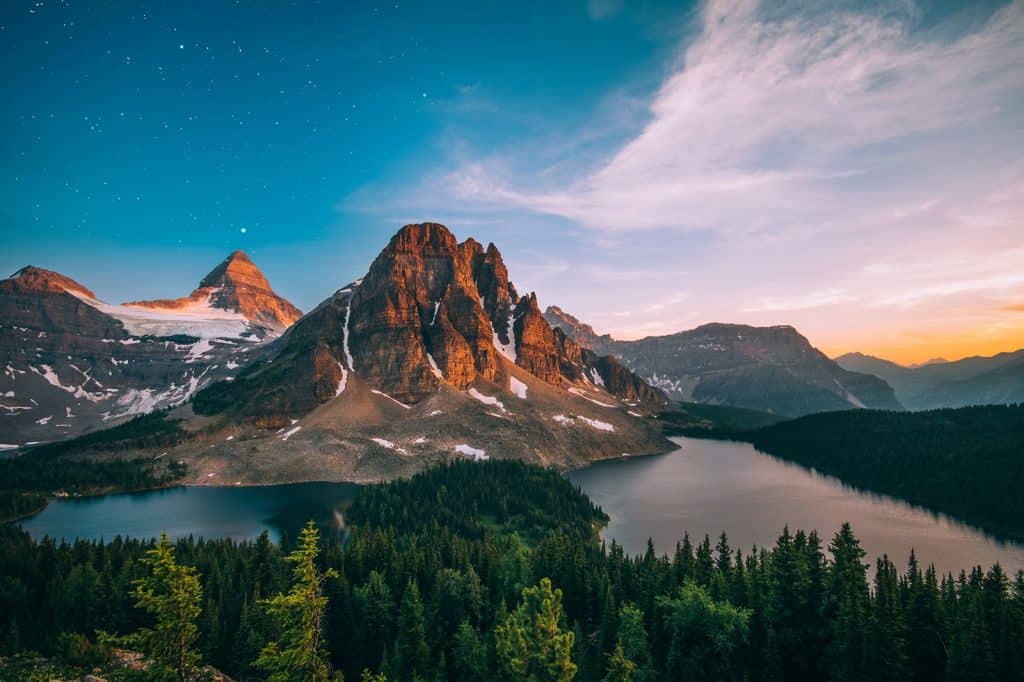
544 305 614 354
0 255 298 446
198 223 665 419
545 308 901 417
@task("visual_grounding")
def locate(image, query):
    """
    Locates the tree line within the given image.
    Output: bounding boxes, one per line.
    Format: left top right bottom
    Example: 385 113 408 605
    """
1 459 1022 681
742 403 1024 541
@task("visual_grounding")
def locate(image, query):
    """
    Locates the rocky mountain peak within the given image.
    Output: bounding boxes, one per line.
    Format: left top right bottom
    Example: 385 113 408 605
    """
544 305 613 352
384 222 461 257
3 266 97 299
124 251 301 332
472 243 519 331
198 250 270 291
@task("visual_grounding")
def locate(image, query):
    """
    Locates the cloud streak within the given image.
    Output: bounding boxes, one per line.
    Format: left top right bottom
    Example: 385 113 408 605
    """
451 0 1024 236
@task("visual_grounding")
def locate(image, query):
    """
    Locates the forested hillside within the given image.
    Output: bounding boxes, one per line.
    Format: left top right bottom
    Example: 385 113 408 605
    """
2 459 1023 681
743 404 1024 541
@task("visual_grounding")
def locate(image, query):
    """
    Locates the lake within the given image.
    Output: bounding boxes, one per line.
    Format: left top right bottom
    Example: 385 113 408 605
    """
19 481 360 544
19 436 1024 576
567 436 1024 576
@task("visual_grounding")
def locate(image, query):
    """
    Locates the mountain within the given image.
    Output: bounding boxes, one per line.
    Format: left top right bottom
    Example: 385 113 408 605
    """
836 350 1024 410
124 250 301 333
0 253 299 447
62 223 670 484
545 307 901 416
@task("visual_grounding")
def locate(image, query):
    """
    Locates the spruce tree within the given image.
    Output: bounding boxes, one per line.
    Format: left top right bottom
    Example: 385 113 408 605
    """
130 533 203 682
395 579 431 681
603 642 637 682
256 521 339 682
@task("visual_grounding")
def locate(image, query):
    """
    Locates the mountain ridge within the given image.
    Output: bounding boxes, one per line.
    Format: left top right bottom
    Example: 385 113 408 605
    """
836 349 1024 409
545 306 901 416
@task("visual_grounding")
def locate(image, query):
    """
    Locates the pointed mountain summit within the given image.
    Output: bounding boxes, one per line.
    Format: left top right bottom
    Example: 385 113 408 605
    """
125 250 301 332
2 265 97 299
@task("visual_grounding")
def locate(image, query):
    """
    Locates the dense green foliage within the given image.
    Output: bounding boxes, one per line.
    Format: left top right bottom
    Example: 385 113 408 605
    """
1 459 1022 681
346 459 608 545
0 412 187 522
128 533 204 681
24 411 187 458
743 404 1024 540
656 402 786 437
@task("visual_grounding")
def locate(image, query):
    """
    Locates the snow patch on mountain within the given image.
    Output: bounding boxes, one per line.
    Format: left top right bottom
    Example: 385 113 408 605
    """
454 443 488 461
71 289 252 339
509 376 528 400
493 313 517 362
427 353 444 380
371 437 409 455
371 389 411 409
568 386 616 408
335 362 349 397
468 388 505 411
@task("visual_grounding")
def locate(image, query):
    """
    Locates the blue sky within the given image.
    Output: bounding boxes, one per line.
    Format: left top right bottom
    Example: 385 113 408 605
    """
2 0 1023 362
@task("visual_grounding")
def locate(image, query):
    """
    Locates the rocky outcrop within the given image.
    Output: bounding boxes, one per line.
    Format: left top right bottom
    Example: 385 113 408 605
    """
545 305 614 354
196 222 666 423
514 293 564 385
125 251 301 332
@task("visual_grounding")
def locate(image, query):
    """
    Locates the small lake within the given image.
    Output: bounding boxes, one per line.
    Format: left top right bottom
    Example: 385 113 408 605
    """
19 481 360 544
567 437 1024 577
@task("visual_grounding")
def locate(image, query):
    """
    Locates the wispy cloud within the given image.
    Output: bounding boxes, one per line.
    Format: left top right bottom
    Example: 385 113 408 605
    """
447 0 1024 237
743 288 857 313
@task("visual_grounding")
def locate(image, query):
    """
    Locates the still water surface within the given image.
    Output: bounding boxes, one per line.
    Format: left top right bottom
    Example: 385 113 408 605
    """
568 437 1024 576
21 437 1024 576
20 481 360 544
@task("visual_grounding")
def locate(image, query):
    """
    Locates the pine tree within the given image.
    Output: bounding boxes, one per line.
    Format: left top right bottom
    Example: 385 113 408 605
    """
451 620 488 682
256 521 339 682
602 642 637 682
354 570 394 673
616 603 653 682
495 577 577 682
130 533 203 682
866 556 909 681
824 523 869 682
395 579 431 681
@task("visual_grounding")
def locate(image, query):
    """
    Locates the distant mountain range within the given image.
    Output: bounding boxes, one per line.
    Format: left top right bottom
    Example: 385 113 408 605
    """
9 223 671 483
544 306 902 416
835 350 1024 410
0 252 300 447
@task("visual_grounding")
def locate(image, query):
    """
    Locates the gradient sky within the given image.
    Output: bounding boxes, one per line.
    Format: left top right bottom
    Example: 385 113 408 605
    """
2 0 1023 365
